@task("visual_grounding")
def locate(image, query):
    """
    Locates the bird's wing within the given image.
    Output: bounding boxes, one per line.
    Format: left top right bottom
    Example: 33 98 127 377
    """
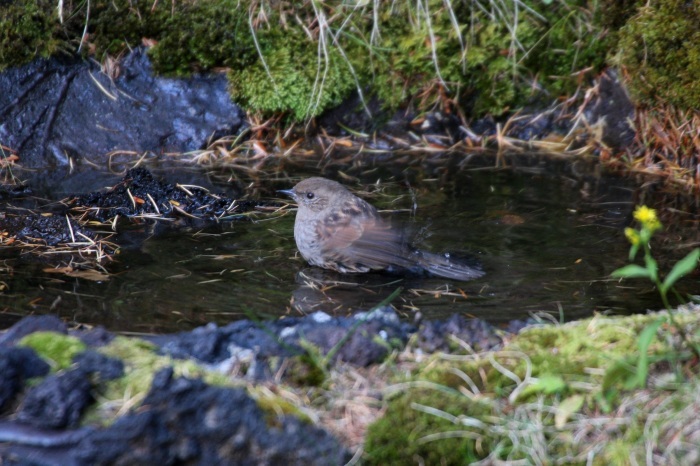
316 199 412 272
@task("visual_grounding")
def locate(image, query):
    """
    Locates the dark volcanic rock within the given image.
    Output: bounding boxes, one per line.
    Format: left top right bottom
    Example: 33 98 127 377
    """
71 368 350 465
584 69 636 150
71 351 124 382
71 326 114 348
0 167 258 257
0 312 524 465
0 48 244 193
0 316 67 348
151 307 415 372
0 213 96 246
0 348 50 412
0 369 350 466
17 369 92 429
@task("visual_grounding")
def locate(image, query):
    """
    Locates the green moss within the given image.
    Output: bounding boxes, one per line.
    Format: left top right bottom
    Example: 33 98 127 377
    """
365 310 700 463
287 354 328 387
523 0 612 95
105 1 613 118
0 0 59 70
601 440 634 465
364 387 493 465
18 331 86 370
97 336 230 400
598 0 643 30
339 0 613 116
80 0 171 56
616 0 700 109
0 0 615 120
249 386 311 426
419 314 653 400
228 40 355 120
81 335 229 424
85 336 313 428
149 0 251 75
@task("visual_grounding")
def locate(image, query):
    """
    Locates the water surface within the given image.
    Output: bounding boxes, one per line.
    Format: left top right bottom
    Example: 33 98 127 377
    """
1 153 698 333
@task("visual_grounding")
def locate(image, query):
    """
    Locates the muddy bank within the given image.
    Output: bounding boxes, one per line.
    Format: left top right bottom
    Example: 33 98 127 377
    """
0 310 533 464
319 68 635 153
0 167 263 265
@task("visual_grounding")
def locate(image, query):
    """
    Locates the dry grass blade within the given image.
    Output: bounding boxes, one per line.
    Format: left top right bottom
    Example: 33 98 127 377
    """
607 105 700 191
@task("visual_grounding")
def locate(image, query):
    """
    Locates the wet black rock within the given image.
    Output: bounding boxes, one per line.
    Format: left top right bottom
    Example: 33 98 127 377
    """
1 167 259 261
584 69 636 150
317 90 386 136
0 369 350 466
18 368 92 429
71 351 124 382
317 92 465 146
0 348 50 412
151 307 415 373
72 368 350 465
0 315 67 348
72 326 114 348
298 308 412 366
506 112 558 141
465 116 498 139
504 317 542 334
0 311 530 464
0 213 96 247
0 48 245 194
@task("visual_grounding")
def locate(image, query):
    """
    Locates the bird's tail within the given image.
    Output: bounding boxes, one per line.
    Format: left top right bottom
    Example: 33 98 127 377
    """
412 250 485 281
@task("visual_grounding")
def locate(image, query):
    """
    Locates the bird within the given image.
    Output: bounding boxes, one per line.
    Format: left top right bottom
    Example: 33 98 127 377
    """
279 177 484 281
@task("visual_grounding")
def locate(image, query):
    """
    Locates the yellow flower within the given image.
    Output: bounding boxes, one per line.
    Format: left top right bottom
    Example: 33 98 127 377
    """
624 227 640 246
633 205 662 232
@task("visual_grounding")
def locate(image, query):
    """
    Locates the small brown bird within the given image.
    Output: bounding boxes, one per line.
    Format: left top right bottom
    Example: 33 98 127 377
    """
280 177 484 281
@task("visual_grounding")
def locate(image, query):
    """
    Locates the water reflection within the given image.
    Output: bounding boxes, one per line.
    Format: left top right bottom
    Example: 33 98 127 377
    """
0 155 694 333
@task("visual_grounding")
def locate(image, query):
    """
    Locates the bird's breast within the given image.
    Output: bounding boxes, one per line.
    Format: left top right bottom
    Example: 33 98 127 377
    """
293 215 323 265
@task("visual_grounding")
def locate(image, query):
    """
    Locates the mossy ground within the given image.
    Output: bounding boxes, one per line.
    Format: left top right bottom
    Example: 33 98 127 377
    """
17 332 310 427
616 0 700 110
13 308 700 462
19 331 87 370
0 0 612 120
363 307 700 464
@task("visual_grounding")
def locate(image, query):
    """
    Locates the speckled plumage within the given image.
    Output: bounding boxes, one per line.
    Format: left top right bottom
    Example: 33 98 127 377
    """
281 177 484 281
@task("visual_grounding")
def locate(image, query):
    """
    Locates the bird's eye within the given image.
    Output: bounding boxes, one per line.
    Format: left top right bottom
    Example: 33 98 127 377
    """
306 192 315 200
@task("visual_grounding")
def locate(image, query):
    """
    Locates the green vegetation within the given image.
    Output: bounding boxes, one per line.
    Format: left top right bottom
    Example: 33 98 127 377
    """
609 205 700 393
0 0 59 68
617 0 700 109
11 333 310 427
92 335 308 425
19 331 86 369
0 0 616 120
364 309 700 464
613 205 700 313
4 0 700 121
149 0 250 74
227 36 355 120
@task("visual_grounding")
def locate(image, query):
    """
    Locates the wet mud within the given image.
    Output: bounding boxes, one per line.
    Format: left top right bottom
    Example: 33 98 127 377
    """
0 167 262 264
72 167 258 223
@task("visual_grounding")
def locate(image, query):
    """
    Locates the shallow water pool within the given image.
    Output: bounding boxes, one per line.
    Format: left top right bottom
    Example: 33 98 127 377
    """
1 153 697 333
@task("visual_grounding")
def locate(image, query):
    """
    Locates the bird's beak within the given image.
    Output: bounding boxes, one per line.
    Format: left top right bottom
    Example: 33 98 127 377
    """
278 189 296 199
